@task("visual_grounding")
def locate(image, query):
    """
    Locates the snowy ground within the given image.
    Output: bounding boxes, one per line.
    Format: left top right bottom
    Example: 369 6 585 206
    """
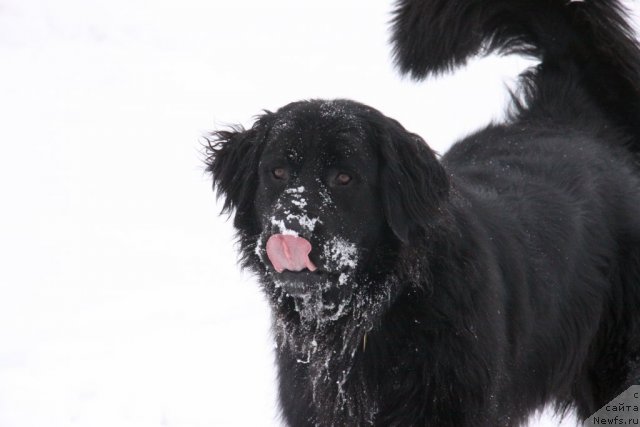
2 0 637 426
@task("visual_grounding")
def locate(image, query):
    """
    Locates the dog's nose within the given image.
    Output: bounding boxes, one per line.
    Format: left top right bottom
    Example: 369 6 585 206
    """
269 207 322 238
266 234 318 273
279 212 320 235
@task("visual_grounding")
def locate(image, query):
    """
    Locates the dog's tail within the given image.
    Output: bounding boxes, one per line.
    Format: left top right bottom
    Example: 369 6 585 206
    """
391 0 640 151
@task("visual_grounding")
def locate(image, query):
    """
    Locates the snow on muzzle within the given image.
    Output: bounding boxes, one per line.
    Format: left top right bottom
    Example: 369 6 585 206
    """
266 234 318 273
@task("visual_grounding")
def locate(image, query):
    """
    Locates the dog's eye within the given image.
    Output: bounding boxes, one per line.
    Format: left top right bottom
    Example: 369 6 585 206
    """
272 167 289 180
334 172 352 185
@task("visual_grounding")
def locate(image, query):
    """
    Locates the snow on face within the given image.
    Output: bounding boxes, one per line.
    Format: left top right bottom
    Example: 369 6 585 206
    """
257 174 362 305
267 234 361 327
254 103 367 321
322 236 358 270
266 185 321 236
321 236 359 287
286 186 305 194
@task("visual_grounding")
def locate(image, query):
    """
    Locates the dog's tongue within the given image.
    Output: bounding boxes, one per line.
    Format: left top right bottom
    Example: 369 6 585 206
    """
266 234 317 273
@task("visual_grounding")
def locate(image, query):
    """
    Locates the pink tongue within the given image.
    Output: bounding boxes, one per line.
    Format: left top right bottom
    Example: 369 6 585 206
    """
266 234 317 273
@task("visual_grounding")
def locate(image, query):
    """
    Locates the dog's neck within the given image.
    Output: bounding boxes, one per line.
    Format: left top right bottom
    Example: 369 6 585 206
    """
257 214 471 425
269 258 424 425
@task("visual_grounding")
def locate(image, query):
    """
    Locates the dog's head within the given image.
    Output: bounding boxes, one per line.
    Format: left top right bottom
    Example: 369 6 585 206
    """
207 99 448 320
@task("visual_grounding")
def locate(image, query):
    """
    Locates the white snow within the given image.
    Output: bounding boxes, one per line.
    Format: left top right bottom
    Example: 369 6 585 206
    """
322 237 359 271
269 217 299 236
286 213 319 232
3 0 631 425
269 185 321 235
285 186 305 194
290 198 307 208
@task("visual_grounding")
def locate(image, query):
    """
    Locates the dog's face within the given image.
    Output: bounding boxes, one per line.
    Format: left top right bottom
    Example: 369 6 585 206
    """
207 99 448 321
254 102 387 302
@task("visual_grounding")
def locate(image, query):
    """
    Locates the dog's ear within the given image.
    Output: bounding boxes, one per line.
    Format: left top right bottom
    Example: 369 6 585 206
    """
377 119 449 244
205 113 273 229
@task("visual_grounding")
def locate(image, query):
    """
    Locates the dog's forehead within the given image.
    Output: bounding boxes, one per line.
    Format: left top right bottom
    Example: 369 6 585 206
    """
267 102 373 162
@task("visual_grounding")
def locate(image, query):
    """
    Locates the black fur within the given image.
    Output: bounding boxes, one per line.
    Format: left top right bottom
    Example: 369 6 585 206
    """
207 0 640 425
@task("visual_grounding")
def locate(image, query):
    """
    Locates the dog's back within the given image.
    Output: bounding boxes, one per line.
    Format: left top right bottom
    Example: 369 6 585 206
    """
392 0 640 421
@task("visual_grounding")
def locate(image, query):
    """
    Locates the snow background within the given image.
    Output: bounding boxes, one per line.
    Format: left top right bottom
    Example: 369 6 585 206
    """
1 0 637 425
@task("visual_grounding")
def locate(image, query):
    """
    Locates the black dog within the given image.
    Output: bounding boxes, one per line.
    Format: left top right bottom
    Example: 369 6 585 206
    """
207 0 640 425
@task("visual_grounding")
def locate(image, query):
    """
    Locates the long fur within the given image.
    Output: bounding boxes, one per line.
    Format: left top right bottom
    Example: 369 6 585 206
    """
391 0 640 148
207 0 640 425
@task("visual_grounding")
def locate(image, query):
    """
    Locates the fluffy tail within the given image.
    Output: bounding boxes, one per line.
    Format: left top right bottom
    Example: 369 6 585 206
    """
391 0 640 151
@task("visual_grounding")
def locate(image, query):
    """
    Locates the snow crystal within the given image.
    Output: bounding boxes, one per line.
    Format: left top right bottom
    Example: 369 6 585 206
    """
290 197 307 208
285 186 305 194
272 117 294 134
322 236 359 271
319 186 332 206
286 146 302 163
254 234 264 258
337 272 349 286
319 100 357 122
326 298 350 322
269 217 299 236
285 212 319 232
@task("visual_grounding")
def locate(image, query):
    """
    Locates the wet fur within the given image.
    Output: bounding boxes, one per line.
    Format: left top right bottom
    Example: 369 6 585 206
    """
207 0 640 425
